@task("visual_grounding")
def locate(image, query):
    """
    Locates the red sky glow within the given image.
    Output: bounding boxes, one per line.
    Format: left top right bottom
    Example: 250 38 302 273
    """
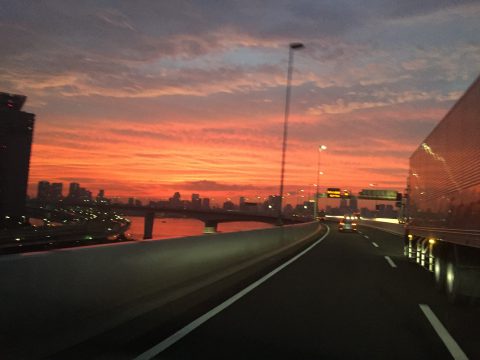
2 1 480 205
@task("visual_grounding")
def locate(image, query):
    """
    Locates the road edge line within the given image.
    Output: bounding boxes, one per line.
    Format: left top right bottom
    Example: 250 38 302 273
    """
419 304 469 360
133 225 331 360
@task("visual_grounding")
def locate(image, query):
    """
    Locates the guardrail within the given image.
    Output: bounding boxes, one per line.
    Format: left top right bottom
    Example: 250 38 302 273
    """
1 221 323 359
358 218 405 236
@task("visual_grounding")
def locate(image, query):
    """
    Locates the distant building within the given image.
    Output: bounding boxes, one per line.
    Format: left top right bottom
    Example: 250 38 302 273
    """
37 181 50 202
0 93 35 228
360 207 374 218
294 200 314 216
157 200 170 207
264 195 280 213
169 192 181 208
50 183 63 202
68 182 80 199
37 181 62 203
349 196 358 212
283 204 294 217
202 198 210 209
191 193 201 209
77 187 91 202
239 196 246 210
96 189 109 204
242 202 259 213
223 200 235 211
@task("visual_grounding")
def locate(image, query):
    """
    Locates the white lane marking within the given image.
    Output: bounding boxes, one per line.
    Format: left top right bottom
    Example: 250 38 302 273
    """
384 256 397 268
364 235 369 239
134 226 331 360
371 242 379 248
359 223 403 236
358 231 363 235
419 304 469 360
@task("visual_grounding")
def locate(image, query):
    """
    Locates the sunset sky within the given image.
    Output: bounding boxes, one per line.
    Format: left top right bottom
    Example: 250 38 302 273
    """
2 1 480 204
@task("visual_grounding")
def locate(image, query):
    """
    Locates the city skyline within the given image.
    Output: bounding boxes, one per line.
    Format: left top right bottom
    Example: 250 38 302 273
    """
2 2 480 199
32 179 396 214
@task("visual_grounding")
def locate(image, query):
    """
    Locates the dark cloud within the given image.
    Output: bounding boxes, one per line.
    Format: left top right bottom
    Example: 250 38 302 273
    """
58 177 98 183
385 0 477 18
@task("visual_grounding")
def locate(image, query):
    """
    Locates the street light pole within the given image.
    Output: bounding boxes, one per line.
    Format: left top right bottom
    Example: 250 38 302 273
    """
369 183 378 217
314 145 327 220
277 42 305 225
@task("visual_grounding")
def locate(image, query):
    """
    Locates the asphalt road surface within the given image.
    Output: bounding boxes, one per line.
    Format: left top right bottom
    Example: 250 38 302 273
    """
142 224 479 360
52 224 480 359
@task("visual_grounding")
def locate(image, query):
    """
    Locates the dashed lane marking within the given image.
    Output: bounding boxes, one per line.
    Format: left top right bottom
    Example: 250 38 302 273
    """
384 256 397 268
372 242 379 248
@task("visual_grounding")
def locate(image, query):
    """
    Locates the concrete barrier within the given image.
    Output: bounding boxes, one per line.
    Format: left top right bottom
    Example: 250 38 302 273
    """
359 219 405 236
0 221 322 359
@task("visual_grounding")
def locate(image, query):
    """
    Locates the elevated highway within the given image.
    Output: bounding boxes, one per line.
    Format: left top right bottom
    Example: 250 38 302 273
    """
2 221 479 359
41 202 305 238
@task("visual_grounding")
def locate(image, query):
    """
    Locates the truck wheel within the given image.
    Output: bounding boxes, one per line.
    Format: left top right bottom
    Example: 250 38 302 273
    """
445 258 466 304
434 254 445 292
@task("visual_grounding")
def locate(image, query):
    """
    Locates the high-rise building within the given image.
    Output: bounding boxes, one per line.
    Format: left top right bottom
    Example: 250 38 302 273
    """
96 189 106 203
68 182 80 199
349 196 358 212
50 183 63 202
37 181 50 202
202 198 210 209
77 187 92 202
191 193 201 209
0 93 35 228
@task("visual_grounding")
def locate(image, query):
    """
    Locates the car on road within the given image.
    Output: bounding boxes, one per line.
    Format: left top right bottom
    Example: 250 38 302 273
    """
338 216 357 232
317 210 326 221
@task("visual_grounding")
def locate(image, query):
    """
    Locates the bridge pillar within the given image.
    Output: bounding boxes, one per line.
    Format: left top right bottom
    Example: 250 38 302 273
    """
143 211 155 239
203 220 218 234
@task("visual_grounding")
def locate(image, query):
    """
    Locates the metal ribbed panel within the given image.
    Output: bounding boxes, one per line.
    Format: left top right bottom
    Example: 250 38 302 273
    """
408 75 480 234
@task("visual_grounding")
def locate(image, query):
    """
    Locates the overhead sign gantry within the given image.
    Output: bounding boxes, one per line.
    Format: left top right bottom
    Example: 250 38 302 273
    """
358 189 400 201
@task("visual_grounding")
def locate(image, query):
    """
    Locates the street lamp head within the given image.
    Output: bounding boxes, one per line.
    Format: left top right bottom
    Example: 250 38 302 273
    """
290 42 305 50
319 145 327 151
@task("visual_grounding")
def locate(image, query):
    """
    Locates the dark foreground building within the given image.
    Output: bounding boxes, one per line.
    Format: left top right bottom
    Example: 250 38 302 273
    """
0 93 35 228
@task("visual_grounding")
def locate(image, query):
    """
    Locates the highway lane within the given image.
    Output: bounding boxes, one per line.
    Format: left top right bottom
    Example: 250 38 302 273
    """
138 224 480 360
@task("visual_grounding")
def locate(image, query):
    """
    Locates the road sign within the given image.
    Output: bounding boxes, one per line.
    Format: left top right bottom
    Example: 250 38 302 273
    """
327 188 341 198
358 189 399 201
326 188 351 198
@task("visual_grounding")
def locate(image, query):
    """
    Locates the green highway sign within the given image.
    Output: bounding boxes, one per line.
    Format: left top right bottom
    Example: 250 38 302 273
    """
358 189 399 201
